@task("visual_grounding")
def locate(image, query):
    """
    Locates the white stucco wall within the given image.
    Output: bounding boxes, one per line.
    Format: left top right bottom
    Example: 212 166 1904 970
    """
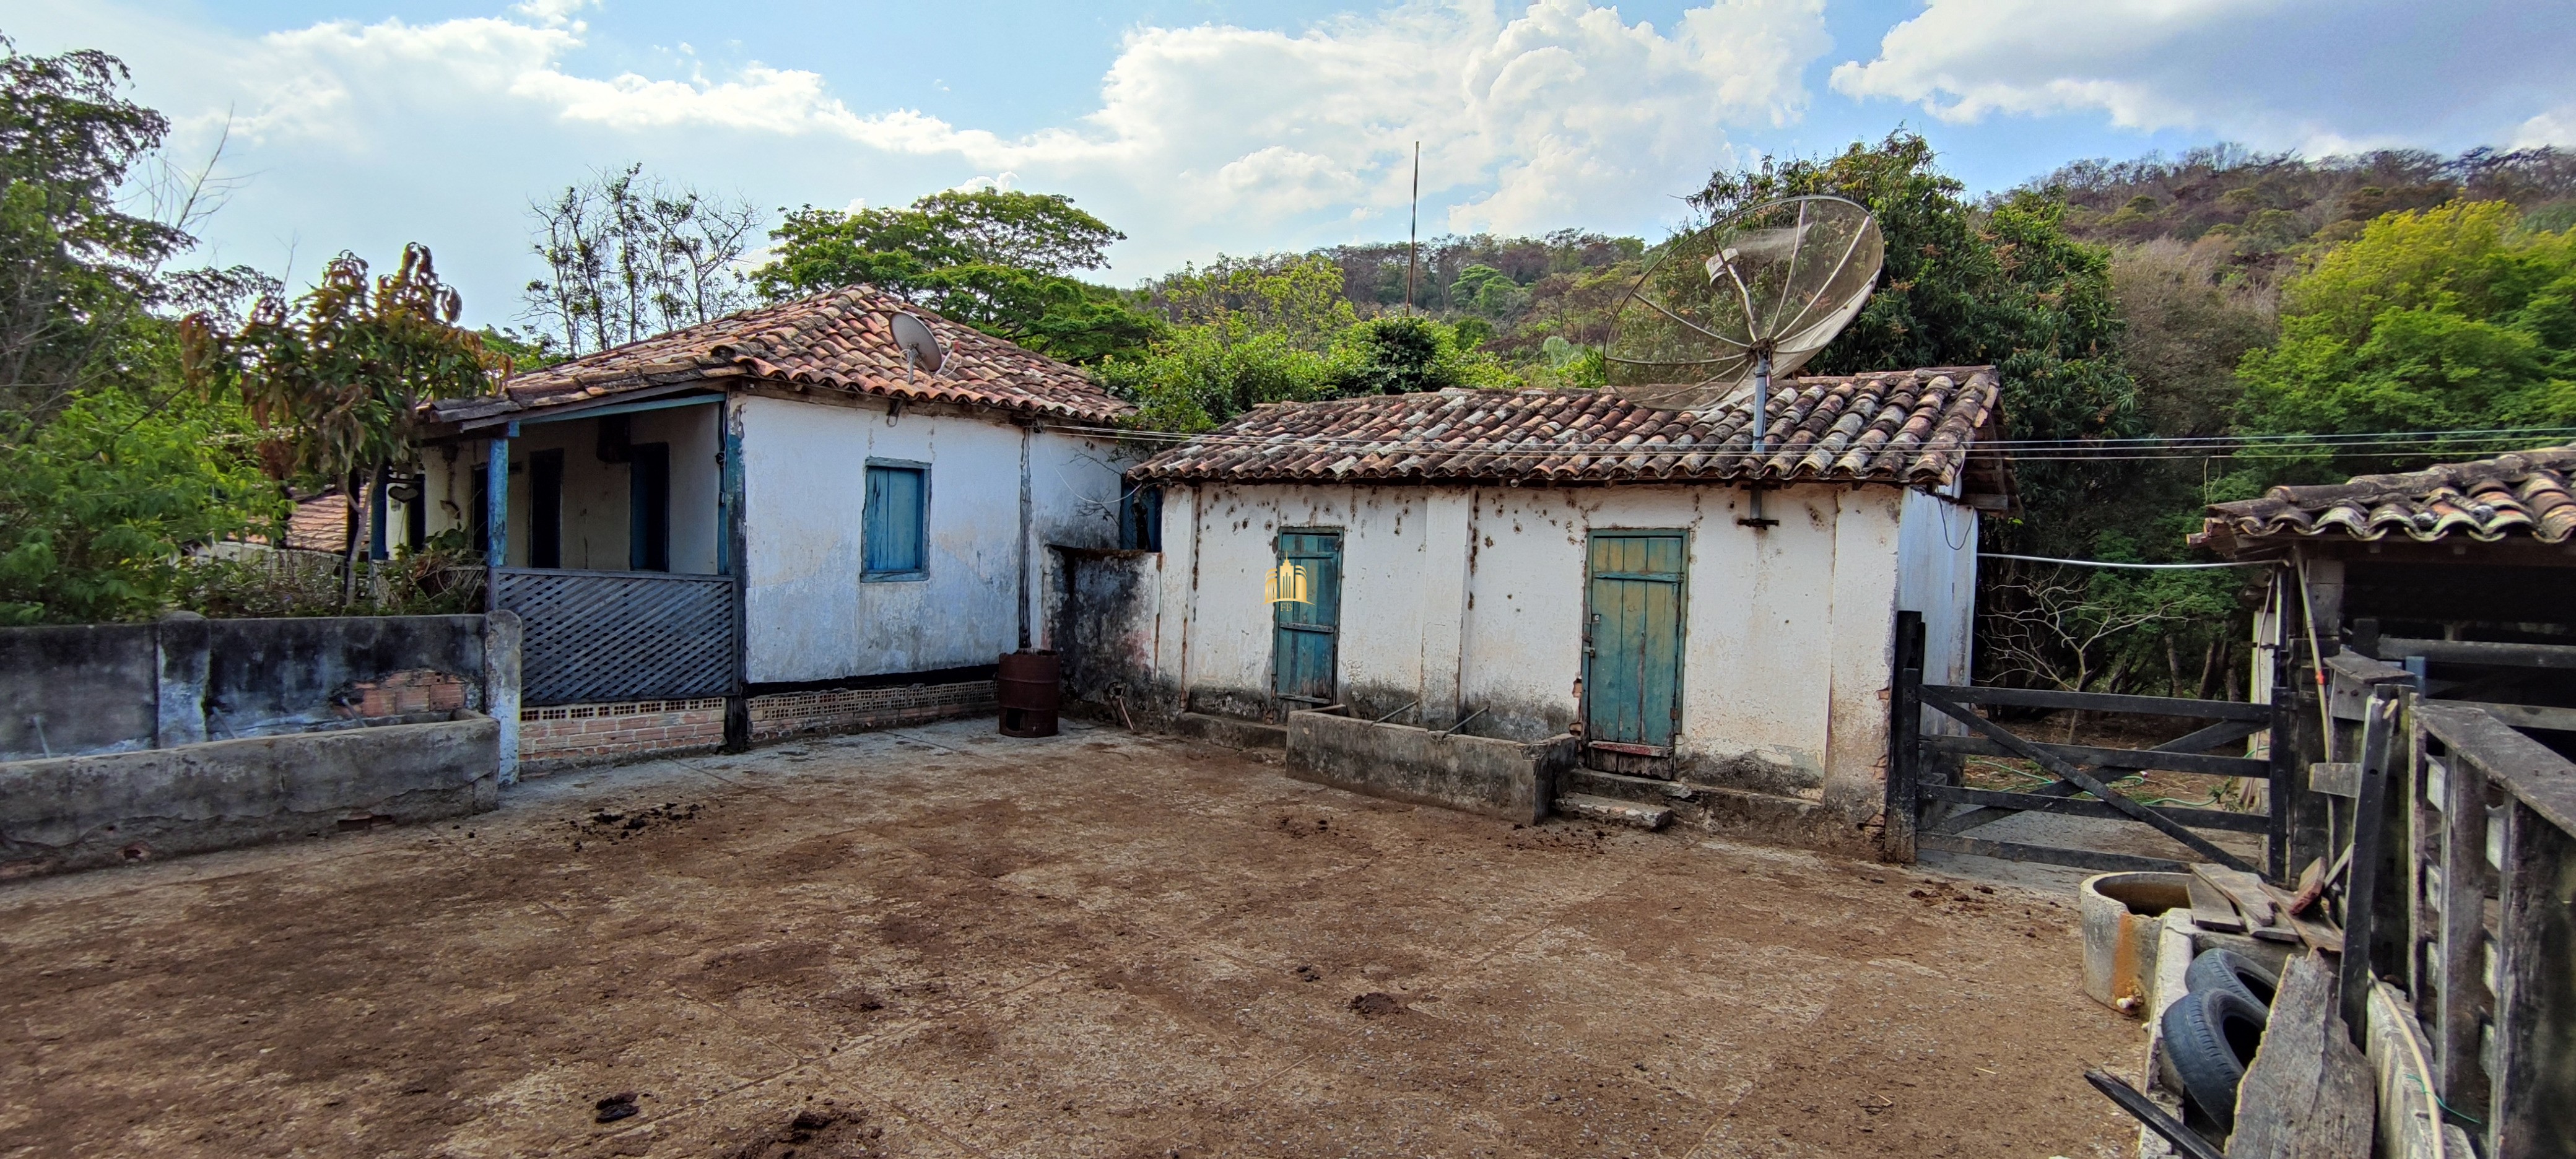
737 394 1123 684
1894 486 1979 688
1150 479 1965 814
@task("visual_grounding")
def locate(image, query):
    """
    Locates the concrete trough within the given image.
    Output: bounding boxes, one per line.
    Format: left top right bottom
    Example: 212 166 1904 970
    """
1285 709 1580 823
0 711 500 878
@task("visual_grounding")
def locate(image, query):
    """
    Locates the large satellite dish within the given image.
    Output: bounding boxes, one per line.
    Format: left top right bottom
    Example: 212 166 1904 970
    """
889 311 945 383
1604 195 1884 448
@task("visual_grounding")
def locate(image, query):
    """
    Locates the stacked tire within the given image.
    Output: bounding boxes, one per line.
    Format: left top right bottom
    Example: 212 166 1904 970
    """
2158 948 2278 1129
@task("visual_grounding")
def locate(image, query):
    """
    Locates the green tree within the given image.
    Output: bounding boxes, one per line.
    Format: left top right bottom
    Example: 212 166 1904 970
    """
1103 254 1359 430
182 245 498 599
2232 201 2576 480
1331 316 1516 396
0 354 282 624
0 37 189 417
0 38 297 624
752 188 1159 365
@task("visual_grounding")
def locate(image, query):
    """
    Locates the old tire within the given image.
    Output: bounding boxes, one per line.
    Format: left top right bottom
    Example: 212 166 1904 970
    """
2187 947 2279 1010
2161 988 2268 1129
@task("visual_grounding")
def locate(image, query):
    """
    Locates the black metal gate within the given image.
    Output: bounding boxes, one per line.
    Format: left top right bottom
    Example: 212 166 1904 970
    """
492 568 739 706
1886 611 2293 880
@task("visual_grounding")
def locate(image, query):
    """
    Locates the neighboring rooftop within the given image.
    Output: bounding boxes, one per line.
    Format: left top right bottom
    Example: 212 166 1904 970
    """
2196 445 2576 555
1129 367 2009 498
428 286 1130 428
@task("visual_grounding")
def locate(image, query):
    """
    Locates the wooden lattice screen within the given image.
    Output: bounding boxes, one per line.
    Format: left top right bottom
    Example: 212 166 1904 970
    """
493 568 738 706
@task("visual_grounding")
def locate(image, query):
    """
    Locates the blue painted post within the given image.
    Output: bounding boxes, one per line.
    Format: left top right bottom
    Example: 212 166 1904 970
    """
485 423 513 580
720 403 749 752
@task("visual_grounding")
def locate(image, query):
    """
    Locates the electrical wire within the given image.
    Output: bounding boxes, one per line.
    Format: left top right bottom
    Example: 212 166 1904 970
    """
1046 422 2576 461
1983 553 2278 570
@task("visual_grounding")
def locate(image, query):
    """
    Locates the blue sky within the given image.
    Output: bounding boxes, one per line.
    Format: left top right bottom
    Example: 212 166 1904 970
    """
13 1 2574 329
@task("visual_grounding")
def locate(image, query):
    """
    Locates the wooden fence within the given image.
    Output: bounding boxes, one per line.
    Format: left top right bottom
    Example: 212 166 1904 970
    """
2325 655 2576 1157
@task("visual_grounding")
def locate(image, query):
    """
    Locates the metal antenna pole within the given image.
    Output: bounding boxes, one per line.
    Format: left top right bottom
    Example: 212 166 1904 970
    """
1753 349 1772 455
1405 141 1420 316
1743 348 1775 529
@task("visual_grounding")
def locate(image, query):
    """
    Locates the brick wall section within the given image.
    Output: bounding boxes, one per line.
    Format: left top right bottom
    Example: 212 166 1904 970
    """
345 669 468 718
511 680 996 773
749 680 995 742
519 698 726 774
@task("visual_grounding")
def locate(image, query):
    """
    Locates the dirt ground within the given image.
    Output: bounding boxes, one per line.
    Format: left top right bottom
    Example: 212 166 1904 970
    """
1 718 2146 1158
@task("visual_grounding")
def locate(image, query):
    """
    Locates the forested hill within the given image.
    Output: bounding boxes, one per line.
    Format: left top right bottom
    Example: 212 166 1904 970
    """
2032 145 2576 278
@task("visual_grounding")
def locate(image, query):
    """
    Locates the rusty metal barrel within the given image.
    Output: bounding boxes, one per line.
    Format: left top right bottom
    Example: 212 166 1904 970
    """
995 649 1061 737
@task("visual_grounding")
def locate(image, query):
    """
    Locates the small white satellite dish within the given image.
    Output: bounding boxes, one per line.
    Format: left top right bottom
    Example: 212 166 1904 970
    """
889 312 945 384
1604 195 1885 446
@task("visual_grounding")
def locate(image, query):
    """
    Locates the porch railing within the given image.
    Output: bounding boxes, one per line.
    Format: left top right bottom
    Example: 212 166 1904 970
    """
490 568 738 707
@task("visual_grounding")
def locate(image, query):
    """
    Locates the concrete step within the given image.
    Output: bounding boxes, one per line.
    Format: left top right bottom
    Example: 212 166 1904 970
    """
1554 792 1672 831
1170 711 1287 750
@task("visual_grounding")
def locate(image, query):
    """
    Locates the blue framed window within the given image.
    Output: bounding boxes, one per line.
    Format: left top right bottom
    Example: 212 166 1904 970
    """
862 461 929 581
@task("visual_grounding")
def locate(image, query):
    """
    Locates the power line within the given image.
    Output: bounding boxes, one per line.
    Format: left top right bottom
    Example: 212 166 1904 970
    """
1049 421 2574 461
1984 553 2276 570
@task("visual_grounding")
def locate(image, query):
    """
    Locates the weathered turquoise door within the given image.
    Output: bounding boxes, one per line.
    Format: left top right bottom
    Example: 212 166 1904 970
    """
1273 529 1342 705
1584 531 1686 747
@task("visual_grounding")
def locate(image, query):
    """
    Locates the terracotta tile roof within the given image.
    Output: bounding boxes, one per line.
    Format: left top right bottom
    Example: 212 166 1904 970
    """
1128 367 2005 492
430 286 1129 426
2196 445 2576 553
284 492 349 553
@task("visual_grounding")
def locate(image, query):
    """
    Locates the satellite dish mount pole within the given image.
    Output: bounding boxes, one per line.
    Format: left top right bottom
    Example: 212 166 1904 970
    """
1741 347 1779 529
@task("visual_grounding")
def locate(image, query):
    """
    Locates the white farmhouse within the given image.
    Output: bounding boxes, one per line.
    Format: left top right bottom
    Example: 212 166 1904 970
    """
1097 368 2009 849
407 287 1135 772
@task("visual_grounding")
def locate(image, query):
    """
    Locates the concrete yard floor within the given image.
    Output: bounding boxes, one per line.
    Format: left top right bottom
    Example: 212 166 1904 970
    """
2 718 2146 1158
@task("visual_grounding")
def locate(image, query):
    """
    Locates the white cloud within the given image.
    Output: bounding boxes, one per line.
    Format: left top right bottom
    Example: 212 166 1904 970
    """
2517 106 2576 150
1830 0 2576 155
197 0 1824 237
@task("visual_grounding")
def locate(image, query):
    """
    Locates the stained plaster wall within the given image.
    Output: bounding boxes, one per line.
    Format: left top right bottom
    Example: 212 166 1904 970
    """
1894 486 1979 688
1152 479 1970 819
421 403 721 575
736 394 1121 684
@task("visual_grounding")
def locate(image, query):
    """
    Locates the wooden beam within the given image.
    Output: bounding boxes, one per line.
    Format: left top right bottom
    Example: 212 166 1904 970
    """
1921 733 2272 778
2419 702 2576 836
1921 684 2273 721
1915 833 2188 874
2382 636 2576 670
2491 800 2576 1157
2226 952 2375 1159
1920 784 2271 833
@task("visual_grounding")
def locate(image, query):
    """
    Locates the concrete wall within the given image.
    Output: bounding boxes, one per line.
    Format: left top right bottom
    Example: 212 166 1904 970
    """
0 625 159 760
0 713 500 877
0 615 503 762
1147 479 1977 823
1287 710 1576 823
737 394 1123 684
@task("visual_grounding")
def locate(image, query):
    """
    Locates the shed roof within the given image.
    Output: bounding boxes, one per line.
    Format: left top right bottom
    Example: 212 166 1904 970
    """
429 285 1130 428
1128 367 2008 495
2195 445 2576 555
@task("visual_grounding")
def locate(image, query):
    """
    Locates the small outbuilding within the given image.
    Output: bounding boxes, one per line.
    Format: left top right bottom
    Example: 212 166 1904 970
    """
1086 367 2011 846
2195 444 2576 744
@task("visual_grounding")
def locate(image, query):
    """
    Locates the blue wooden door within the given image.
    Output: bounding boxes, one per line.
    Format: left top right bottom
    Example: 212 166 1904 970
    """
1273 530 1342 705
1584 531 1686 747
